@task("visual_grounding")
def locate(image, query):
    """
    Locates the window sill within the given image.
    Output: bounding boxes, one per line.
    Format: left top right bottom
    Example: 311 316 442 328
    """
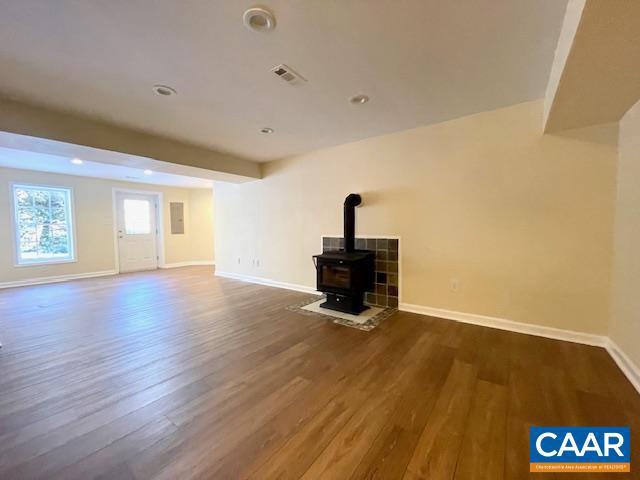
14 258 78 268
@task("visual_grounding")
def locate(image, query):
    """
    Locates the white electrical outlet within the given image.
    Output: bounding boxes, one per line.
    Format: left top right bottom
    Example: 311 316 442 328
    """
451 278 459 292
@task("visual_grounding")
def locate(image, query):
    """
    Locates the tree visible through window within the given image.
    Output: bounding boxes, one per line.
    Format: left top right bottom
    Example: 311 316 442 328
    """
12 184 75 265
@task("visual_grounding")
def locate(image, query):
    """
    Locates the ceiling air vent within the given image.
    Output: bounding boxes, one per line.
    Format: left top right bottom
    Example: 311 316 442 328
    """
271 64 307 86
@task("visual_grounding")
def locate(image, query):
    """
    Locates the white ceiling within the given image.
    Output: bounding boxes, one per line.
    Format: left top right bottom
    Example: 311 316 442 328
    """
0 0 568 162
0 147 213 188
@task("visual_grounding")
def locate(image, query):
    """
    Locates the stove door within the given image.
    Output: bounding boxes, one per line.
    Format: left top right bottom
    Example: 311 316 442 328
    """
319 262 351 291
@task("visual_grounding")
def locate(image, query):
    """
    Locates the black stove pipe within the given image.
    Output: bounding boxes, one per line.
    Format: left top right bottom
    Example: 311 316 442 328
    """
343 193 362 253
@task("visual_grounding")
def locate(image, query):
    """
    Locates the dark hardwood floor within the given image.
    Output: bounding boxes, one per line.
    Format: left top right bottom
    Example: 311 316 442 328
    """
0 266 638 479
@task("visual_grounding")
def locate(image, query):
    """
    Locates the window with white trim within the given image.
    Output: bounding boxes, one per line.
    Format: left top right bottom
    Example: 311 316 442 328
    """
12 184 76 265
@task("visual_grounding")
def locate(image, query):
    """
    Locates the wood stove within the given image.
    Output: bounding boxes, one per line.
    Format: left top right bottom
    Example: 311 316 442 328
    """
313 194 375 314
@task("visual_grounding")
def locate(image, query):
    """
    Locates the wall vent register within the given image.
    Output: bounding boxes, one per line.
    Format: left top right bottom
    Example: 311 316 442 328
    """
271 64 307 86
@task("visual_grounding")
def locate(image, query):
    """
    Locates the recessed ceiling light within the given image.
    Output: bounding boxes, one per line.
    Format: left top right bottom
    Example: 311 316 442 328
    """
243 7 276 32
152 85 177 96
349 94 370 105
143 169 153 175
70 158 83 165
260 127 274 134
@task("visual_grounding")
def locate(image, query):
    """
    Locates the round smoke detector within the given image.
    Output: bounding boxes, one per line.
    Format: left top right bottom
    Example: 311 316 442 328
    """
152 84 177 97
349 94 370 105
243 7 276 32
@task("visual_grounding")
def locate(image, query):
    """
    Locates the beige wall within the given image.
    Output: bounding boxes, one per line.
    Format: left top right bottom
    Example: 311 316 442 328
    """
0 167 214 283
216 100 617 334
610 100 640 367
187 187 215 264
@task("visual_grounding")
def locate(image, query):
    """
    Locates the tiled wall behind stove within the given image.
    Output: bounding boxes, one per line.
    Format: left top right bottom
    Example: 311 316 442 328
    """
321 236 399 309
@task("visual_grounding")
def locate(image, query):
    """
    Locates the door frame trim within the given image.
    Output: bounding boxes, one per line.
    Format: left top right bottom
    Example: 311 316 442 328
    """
112 188 166 273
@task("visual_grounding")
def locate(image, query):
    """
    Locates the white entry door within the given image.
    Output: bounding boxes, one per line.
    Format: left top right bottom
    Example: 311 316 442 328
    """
116 192 159 273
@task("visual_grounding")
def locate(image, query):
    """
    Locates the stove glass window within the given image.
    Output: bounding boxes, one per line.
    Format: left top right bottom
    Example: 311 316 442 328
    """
321 264 351 289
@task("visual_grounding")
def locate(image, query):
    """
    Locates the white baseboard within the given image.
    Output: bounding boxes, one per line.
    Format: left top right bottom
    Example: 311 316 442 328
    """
191 270 640 395
160 261 215 269
0 270 118 289
399 302 606 347
215 271 321 295
1 266 636 394
605 338 640 394
398 303 640 394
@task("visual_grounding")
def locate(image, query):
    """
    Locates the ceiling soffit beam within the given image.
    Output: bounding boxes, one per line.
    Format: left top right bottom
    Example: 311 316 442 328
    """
544 0 640 133
543 0 586 130
0 96 261 180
